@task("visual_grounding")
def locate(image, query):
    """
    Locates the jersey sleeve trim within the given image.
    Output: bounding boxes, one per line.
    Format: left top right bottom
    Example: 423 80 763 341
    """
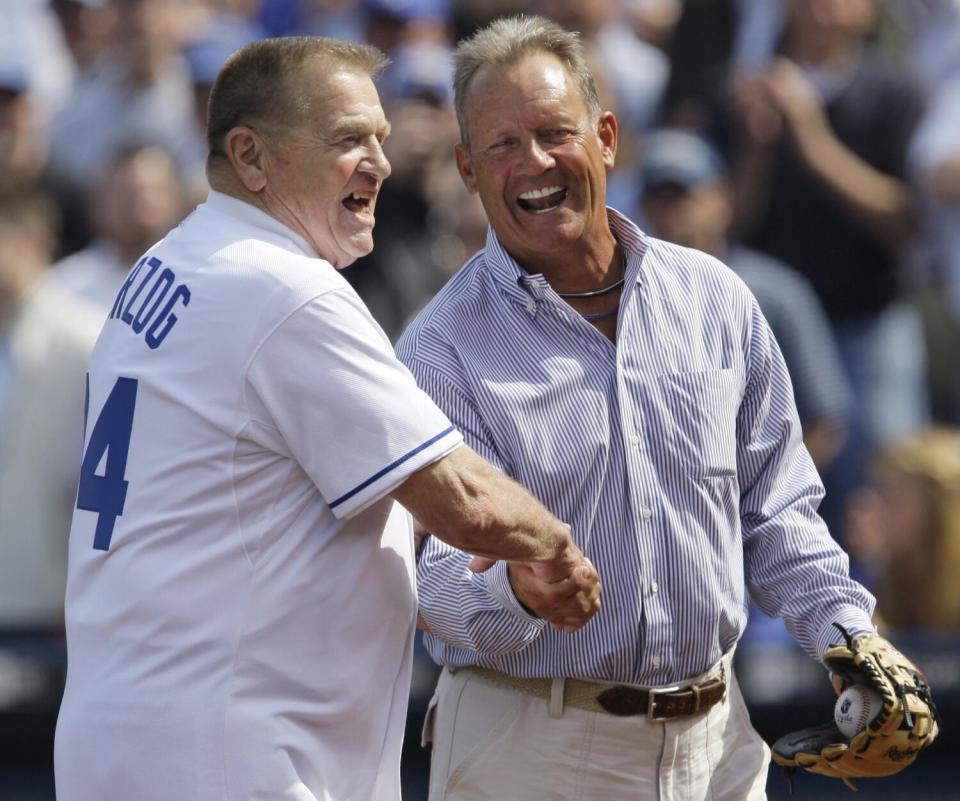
329 425 461 515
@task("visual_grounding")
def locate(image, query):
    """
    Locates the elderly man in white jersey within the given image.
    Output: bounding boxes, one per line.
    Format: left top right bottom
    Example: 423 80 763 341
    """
54 37 601 801
396 16 934 801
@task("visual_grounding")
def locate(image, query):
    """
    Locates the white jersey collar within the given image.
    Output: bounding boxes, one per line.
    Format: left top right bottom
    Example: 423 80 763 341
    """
205 191 317 258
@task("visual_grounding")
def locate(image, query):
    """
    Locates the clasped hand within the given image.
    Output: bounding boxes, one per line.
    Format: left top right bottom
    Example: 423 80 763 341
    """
469 544 601 634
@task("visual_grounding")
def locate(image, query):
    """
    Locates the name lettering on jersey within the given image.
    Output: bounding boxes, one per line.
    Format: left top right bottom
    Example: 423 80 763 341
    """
109 256 191 349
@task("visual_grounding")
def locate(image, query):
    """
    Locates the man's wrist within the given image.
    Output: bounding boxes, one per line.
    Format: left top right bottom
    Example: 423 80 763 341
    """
482 561 545 626
506 563 539 618
816 608 877 661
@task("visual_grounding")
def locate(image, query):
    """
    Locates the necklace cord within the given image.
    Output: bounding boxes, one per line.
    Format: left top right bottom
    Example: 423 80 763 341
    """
556 277 625 299
555 248 627 299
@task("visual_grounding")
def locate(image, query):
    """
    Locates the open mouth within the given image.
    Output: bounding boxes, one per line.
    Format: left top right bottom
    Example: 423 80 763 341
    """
342 190 375 216
516 185 568 214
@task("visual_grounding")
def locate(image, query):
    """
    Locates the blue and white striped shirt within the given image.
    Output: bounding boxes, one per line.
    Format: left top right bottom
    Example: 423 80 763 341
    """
396 209 875 685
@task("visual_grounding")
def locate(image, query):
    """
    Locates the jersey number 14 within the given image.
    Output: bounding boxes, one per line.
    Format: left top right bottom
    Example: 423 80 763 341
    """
77 375 139 550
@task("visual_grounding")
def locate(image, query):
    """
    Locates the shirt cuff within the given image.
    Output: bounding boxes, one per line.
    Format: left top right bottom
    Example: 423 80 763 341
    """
815 607 877 661
481 561 546 627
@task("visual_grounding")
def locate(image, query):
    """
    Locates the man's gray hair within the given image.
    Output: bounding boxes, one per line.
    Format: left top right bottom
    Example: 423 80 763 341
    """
206 36 388 170
453 15 602 150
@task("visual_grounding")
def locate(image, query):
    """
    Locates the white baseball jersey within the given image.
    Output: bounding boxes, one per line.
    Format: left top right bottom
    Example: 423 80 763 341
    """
55 191 463 801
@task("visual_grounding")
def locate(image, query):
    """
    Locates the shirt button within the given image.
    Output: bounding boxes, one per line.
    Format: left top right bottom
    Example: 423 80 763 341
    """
651 581 659 593
630 435 641 446
641 507 653 519
652 655 661 667
526 300 536 314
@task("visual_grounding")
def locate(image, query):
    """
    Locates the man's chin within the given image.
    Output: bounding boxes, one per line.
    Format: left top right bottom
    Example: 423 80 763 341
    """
326 235 374 269
514 211 585 246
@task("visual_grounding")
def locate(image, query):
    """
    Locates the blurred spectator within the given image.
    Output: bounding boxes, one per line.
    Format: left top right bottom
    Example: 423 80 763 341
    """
52 144 186 313
49 0 118 72
295 0 366 41
258 0 305 37
47 0 200 192
0 61 89 258
909 76 960 426
845 427 960 631
451 0 527 42
626 0 683 51
724 0 928 527
886 0 960 96
0 0 75 113
664 0 788 127
640 128 851 468
299 0 451 51
900 0 960 426
532 0 671 134
190 0 268 47
0 193 101 632
363 0 451 52
0 65 48 198
181 20 264 202
378 39 453 104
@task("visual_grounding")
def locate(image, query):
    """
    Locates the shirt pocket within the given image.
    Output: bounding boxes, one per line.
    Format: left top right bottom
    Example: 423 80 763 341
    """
653 369 739 478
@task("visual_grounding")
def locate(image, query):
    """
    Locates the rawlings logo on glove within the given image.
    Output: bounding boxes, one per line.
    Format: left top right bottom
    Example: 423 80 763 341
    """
771 625 939 791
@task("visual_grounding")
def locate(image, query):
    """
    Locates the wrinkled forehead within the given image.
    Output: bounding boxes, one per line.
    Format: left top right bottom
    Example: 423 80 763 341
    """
289 64 386 130
470 52 575 105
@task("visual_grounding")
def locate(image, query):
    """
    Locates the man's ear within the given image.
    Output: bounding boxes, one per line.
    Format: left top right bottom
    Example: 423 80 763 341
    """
455 144 478 194
224 125 268 193
598 111 618 171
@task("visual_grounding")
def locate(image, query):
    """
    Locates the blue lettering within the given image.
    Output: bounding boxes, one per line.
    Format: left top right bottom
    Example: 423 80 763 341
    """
109 257 148 319
121 257 162 324
111 255 191 350
131 267 174 333
145 285 191 350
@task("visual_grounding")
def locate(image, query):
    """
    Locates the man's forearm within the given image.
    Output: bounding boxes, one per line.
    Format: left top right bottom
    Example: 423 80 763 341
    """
392 444 572 561
796 128 915 245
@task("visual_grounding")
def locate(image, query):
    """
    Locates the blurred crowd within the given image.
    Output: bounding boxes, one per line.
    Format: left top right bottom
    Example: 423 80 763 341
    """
0 0 959 796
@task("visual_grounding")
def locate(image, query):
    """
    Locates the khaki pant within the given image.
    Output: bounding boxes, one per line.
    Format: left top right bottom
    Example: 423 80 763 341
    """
422 657 769 801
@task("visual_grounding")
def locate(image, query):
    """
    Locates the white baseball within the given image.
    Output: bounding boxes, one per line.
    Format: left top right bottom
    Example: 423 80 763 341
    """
834 686 884 738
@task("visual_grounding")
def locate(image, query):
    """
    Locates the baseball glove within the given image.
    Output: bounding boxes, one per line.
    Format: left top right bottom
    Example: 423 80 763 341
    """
771 625 939 790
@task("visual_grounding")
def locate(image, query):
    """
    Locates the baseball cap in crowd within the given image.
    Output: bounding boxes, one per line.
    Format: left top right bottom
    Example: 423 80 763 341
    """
641 129 728 192
380 42 454 105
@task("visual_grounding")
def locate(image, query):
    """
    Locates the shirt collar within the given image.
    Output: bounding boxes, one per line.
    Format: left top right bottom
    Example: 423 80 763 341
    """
482 206 650 303
204 191 317 258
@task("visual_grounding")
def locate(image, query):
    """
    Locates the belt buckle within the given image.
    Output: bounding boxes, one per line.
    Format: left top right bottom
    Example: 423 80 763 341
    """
647 685 682 721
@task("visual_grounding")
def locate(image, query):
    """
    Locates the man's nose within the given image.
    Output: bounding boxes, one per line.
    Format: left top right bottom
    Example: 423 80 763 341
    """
364 139 392 180
520 137 556 171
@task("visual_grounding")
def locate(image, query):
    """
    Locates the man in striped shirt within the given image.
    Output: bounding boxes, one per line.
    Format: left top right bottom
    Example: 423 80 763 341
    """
397 15 885 801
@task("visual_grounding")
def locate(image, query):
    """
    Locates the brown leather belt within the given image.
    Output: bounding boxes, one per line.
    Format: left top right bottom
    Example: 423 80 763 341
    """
463 665 726 721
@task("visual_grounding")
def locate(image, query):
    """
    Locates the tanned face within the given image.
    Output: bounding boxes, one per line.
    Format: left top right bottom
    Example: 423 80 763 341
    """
455 51 617 273
260 66 392 268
